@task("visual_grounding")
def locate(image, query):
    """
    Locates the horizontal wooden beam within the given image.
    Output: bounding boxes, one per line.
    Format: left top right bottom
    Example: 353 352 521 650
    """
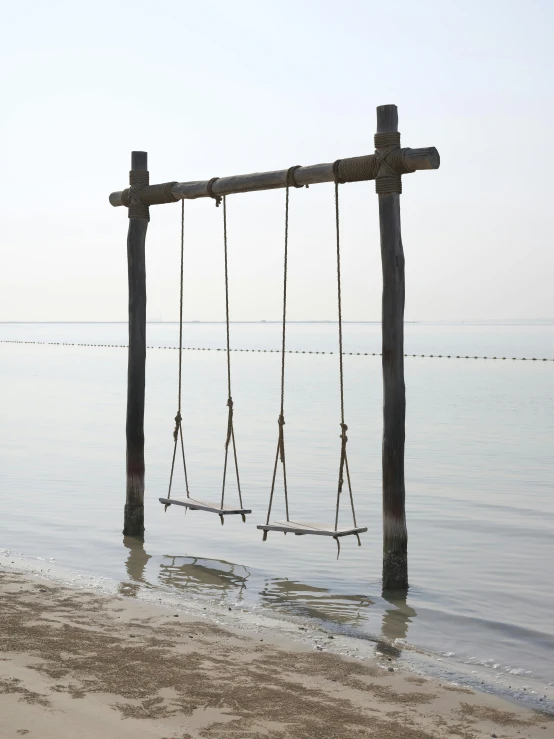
109 146 439 208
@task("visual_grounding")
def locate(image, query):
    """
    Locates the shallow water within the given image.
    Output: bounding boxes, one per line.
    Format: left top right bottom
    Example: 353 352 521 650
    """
1 322 553 703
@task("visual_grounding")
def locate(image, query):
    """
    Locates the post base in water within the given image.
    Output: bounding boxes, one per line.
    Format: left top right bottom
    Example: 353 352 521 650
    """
382 550 408 590
123 504 144 538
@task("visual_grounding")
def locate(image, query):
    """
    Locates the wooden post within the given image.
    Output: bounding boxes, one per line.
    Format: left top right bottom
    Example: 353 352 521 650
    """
123 151 148 537
377 105 408 589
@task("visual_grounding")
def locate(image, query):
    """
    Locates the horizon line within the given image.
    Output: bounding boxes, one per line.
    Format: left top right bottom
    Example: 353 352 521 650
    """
1 319 554 325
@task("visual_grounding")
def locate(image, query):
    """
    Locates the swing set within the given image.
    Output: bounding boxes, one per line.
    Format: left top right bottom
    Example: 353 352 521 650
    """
158 166 367 554
110 104 440 585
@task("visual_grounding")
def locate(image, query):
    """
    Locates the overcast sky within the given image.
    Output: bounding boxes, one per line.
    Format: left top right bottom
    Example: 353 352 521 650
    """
1 0 552 322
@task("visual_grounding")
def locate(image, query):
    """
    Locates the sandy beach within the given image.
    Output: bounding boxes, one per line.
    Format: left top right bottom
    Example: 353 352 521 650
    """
0 570 551 738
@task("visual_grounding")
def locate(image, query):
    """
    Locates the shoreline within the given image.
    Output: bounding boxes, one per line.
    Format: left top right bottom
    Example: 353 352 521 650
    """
2 550 553 716
1 567 553 738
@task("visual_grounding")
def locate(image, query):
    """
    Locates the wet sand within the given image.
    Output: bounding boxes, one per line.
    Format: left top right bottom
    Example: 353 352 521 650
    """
1 570 552 738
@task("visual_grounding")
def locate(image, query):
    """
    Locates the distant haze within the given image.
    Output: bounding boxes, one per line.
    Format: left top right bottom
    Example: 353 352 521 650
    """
1 0 553 322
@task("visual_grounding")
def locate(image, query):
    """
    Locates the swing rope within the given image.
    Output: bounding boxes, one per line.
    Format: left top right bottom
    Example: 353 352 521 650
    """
263 169 297 539
332 175 360 554
263 168 361 555
166 199 190 509
220 196 244 522
165 196 245 520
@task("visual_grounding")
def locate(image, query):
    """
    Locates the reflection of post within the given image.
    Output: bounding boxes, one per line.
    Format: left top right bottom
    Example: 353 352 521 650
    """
123 536 152 584
380 588 417 643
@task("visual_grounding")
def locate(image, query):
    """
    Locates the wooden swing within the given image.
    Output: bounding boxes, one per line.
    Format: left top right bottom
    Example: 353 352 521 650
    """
159 195 251 523
257 166 367 555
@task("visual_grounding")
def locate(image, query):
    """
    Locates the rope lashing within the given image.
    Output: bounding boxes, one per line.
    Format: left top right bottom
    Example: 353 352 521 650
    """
373 132 415 195
121 181 178 209
333 159 346 185
141 182 178 205
331 150 416 186
334 154 378 183
207 177 223 207
128 169 150 220
286 165 305 188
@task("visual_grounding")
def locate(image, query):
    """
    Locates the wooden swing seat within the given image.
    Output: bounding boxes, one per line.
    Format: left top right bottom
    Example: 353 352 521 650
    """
159 497 251 516
257 520 367 537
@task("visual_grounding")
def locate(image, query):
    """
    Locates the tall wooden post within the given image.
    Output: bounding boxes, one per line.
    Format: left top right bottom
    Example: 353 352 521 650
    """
376 105 408 589
123 151 149 537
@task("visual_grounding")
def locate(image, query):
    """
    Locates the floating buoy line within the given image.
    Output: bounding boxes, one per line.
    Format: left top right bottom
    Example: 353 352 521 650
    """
1 340 552 362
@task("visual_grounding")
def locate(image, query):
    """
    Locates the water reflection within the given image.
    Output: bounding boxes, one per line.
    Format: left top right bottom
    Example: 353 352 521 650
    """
123 536 152 583
119 536 153 596
380 588 417 647
118 538 417 648
158 555 250 601
260 577 374 625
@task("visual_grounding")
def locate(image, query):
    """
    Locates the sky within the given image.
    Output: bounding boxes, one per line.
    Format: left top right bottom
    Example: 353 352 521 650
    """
1 0 553 322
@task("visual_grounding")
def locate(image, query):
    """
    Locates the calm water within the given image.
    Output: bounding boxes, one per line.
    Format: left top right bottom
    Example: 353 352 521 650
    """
1 322 553 704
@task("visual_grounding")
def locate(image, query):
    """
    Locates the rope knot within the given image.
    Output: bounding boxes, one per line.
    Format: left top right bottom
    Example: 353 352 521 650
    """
277 414 286 462
173 411 182 441
225 397 234 449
